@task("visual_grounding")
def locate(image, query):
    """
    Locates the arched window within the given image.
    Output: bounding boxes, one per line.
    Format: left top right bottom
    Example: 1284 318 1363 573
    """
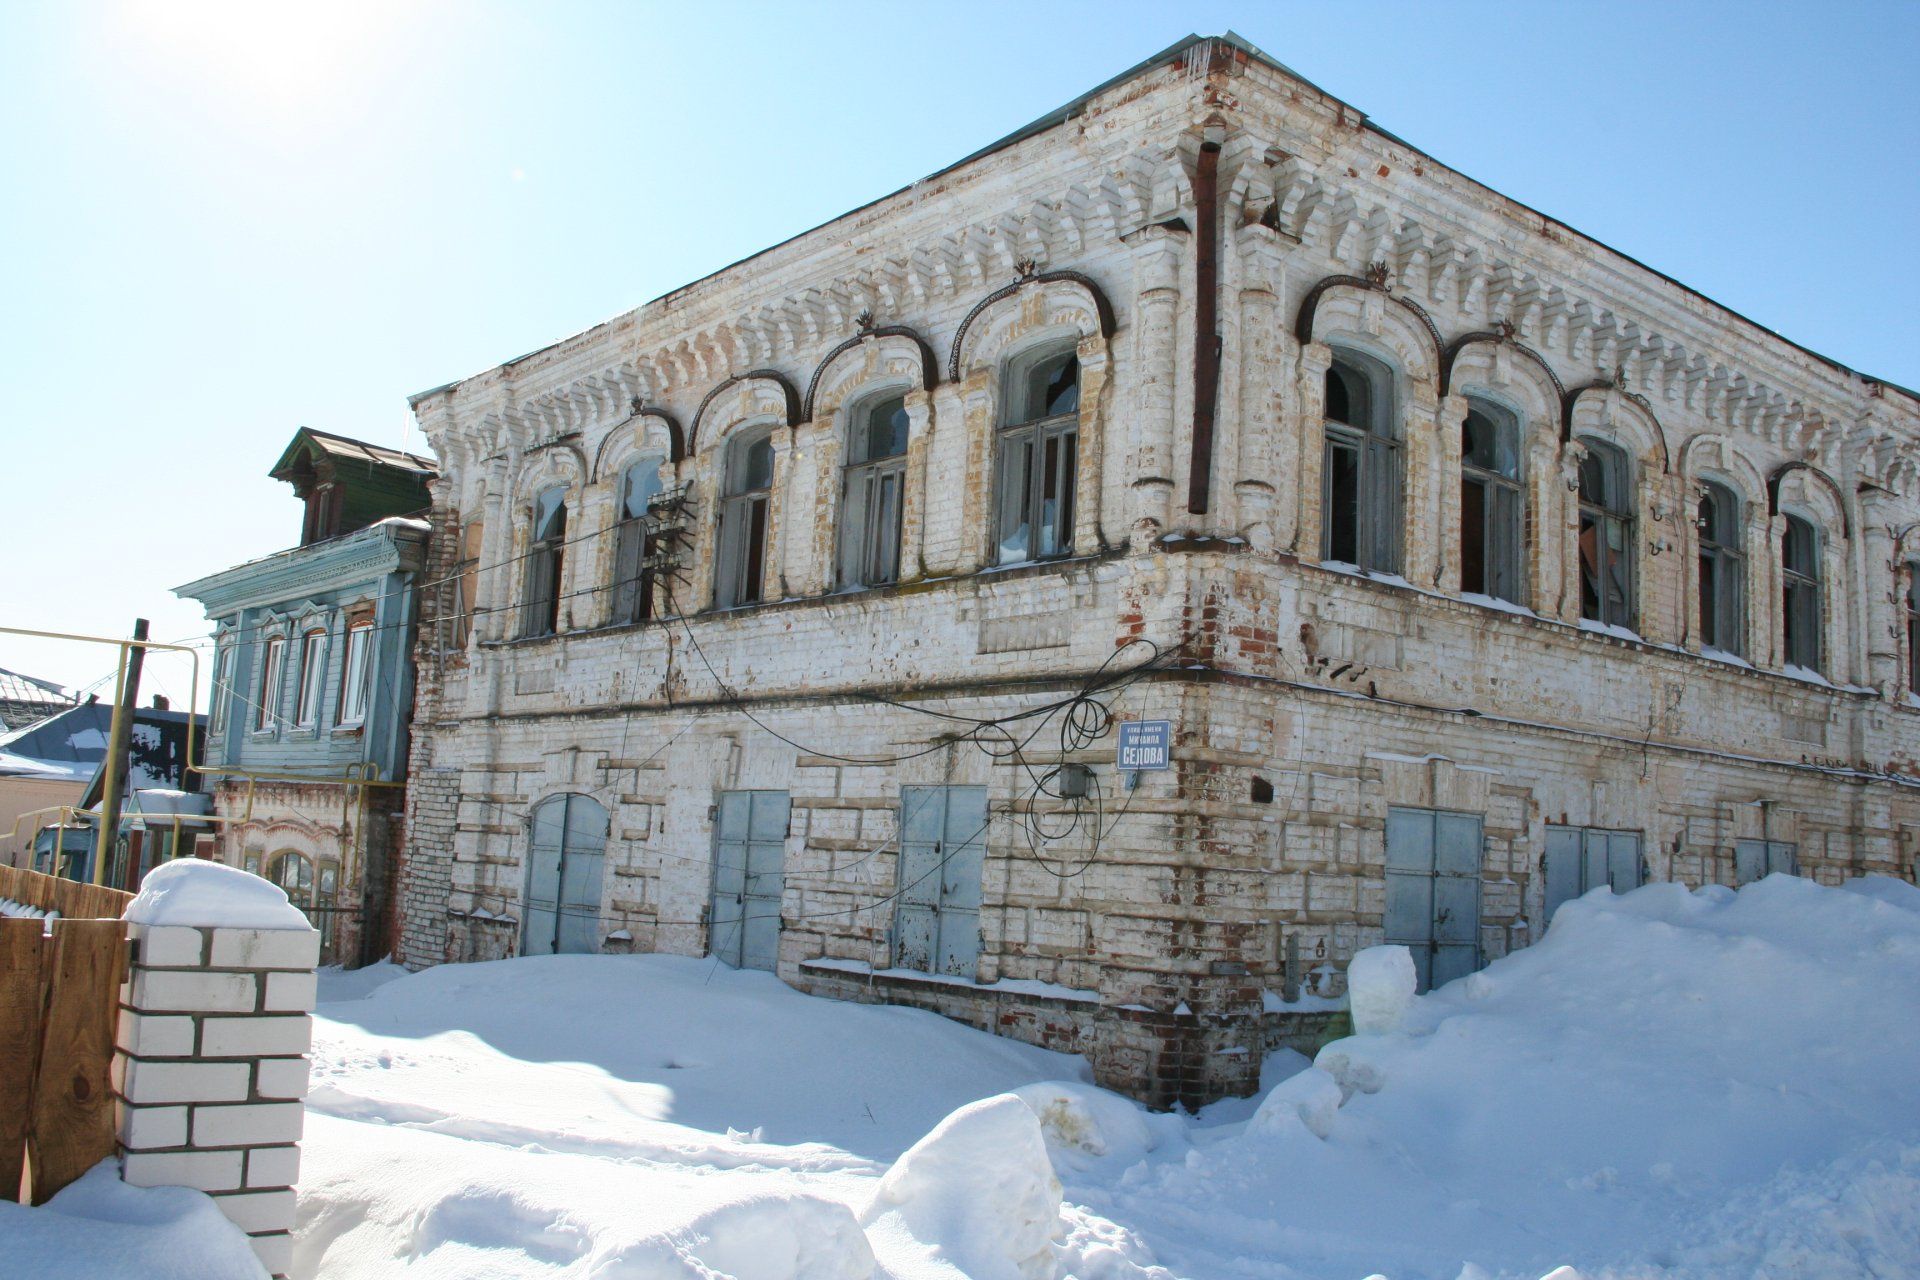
255 635 286 731
716 429 775 608
1322 352 1400 572
1696 481 1745 656
1577 439 1635 629
1781 514 1822 672
995 347 1079 565
612 456 666 624
1460 400 1523 603
839 394 910 588
523 793 608 956
522 487 568 637
270 851 340 956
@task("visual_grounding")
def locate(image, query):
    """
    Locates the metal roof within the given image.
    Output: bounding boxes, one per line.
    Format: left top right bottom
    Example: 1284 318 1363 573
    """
269 427 436 481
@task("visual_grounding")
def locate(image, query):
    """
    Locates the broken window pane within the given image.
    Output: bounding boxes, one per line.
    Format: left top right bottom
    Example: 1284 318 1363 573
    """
718 430 775 608
522 487 568 637
1324 436 1360 565
995 344 1079 566
1322 352 1399 573
1576 439 1634 629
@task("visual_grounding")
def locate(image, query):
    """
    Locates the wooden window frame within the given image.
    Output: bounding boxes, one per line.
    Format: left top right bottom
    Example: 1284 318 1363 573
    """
612 458 666 624
1696 480 1746 656
838 394 910 588
715 430 775 609
1577 438 1636 631
294 628 327 729
1460 398 1524 604
1321 351 1402 574
993 348 1079 567
1781 513 1823 673
336 618 373 727
520 488 568 638
254 636 286 732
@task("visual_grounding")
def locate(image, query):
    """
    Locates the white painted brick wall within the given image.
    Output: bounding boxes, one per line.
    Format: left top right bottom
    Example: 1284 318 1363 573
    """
115 919 320 1278
393 36 1920 1105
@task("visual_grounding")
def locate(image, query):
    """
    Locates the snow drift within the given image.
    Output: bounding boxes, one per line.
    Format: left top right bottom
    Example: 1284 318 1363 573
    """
0 1162 267 1280
286 874 1919 1280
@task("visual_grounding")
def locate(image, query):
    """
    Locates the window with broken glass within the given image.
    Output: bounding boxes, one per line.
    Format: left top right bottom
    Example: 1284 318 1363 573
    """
612 456 666 624
1781 514 1822 672
1577 439 1635 630
1696 480 1745 656
838 394 910 588
521 487 568 637
1321 352 1401 573
715 429 775 608
994 348 1078 566
1459 400 1523 603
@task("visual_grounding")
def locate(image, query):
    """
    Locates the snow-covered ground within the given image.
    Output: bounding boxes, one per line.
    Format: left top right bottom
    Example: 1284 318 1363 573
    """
293 874 1920 1279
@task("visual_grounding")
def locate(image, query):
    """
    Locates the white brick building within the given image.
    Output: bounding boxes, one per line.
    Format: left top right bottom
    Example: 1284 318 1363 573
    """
396 35 1920 1105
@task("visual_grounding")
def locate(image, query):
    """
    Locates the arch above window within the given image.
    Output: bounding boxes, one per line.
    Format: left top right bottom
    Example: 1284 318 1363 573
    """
947 271 1115 383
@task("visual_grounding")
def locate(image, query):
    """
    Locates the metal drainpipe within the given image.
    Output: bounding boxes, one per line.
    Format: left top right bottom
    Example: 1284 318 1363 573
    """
1186 122 1225 516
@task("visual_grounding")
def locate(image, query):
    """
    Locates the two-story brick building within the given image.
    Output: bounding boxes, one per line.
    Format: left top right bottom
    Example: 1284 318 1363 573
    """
394 34 1920 1105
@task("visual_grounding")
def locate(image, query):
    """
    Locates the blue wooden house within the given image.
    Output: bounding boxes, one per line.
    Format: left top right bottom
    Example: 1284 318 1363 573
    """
175 428 434 964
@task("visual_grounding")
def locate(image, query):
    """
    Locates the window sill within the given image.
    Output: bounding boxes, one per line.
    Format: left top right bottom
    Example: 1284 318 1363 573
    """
287 727 320 742
1298 557 1880 698
332 723 366 737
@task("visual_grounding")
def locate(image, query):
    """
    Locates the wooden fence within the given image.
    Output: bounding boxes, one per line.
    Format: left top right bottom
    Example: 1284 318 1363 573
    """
0 867 131 1205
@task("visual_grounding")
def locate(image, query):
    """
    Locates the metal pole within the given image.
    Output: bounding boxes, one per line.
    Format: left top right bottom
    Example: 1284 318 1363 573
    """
95 618 149 886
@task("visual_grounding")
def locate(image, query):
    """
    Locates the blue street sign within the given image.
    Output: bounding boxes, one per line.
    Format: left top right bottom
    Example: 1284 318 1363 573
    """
1117 720 1172 771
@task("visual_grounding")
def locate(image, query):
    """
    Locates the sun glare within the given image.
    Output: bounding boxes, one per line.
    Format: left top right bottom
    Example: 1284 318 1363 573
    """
118 0 409 123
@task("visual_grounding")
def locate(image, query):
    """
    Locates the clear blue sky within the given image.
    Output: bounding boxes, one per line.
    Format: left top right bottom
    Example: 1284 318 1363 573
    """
3 1 1915 705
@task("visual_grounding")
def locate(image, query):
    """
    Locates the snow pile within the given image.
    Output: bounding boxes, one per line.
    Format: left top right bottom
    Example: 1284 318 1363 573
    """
0 1161 265 1279
1344 943 1415 1034
1098 874 1920 1279
297 953 1093 1278
862 1094 1062 1280
291 875 1919 1280
123 857 310 930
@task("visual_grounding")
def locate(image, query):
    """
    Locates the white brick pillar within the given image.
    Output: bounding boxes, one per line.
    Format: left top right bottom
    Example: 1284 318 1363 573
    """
114 919 320 1278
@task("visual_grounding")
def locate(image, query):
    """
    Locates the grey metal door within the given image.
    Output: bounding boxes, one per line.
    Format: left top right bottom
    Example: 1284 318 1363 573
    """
1385 807 1483 992
710 790 789 970
1734 838 1798 885
1543 826 1643 923
895 786 988 978
523 794 608 956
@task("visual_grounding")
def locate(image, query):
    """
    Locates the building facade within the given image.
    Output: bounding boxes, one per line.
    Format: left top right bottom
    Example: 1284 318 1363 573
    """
396 36 1920 1105
177 429 433 965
